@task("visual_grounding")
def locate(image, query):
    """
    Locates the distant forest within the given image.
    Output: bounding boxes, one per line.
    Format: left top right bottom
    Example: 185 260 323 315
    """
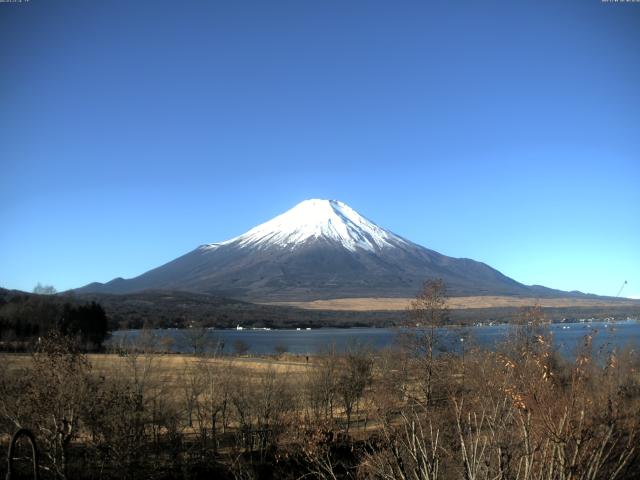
0 290 109 350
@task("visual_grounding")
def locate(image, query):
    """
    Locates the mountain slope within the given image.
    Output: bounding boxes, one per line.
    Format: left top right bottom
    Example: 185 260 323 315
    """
76 199 576 301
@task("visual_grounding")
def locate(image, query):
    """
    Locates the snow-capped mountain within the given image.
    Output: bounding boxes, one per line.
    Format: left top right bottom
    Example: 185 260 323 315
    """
76 199 562 300
203 199 409 252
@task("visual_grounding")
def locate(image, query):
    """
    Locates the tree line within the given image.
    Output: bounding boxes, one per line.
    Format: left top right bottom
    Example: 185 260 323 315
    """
0 291 110 350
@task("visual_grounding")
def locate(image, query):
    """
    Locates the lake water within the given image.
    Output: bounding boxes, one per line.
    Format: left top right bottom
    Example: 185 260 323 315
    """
109 319 640 358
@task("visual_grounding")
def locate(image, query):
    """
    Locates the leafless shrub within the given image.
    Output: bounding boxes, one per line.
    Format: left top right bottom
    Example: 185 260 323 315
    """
0 331 91 479
362 406 441 480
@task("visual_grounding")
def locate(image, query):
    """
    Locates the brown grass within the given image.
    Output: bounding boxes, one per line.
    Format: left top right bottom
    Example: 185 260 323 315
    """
263 295 640 311
0 352 313 388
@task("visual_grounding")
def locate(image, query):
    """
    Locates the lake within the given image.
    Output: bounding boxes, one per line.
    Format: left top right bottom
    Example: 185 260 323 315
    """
109 319 640 357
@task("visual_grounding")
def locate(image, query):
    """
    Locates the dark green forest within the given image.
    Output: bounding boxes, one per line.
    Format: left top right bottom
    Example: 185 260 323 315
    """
0 291 109 350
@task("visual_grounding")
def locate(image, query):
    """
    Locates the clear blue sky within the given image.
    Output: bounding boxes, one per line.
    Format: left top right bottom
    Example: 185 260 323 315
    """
1 1 639 298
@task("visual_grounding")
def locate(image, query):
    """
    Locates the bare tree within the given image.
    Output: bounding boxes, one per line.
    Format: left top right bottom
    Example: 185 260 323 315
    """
33 282 57 295
406 279 448 405
508 304 547 356
191 356 234 453
305 345 339 424
181 360 203 429
182 324 218 355
337 343 373 434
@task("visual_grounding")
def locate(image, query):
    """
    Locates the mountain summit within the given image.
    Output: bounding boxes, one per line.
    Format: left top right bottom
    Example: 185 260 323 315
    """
203 199 408 253
77 199 567 300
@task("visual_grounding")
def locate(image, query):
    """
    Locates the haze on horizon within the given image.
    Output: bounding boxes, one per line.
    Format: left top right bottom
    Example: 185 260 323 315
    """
1 1 638 298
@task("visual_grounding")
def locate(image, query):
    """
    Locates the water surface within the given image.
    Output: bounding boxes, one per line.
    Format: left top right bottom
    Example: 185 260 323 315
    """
109 320 640 358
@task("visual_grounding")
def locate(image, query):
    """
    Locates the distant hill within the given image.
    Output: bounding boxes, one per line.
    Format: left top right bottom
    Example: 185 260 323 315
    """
74 199 607 302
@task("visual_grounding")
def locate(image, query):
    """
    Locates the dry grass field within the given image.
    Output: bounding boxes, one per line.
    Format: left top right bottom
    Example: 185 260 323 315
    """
0 352 312 383
265 295 640 311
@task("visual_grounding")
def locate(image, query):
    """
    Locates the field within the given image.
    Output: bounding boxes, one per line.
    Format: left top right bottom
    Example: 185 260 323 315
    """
266 295 640 311
1 352 312 376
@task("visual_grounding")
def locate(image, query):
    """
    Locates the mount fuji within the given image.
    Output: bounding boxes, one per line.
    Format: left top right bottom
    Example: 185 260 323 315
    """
77 199 572 301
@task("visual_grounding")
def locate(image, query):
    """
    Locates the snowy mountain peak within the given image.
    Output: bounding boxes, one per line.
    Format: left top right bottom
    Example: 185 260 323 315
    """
204 199 409 252
79 199 555 300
